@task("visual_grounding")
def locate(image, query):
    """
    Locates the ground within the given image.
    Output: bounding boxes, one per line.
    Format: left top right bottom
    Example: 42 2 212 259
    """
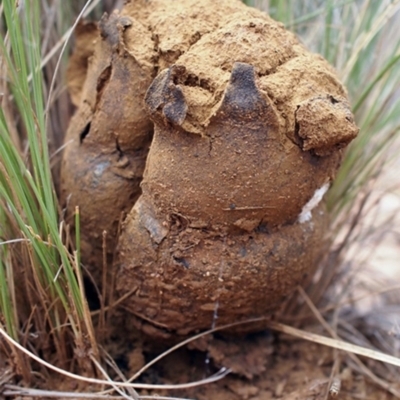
116 331 397 399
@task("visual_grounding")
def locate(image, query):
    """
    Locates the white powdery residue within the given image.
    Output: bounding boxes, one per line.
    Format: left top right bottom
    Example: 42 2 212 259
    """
93 161 109 177
298 182 330 223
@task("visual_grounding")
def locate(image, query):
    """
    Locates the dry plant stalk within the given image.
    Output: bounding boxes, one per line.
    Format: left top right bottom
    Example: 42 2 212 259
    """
61 0 358 338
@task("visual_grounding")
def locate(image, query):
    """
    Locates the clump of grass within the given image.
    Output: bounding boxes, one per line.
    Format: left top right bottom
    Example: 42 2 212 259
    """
0 0 400 397
0 0 98 378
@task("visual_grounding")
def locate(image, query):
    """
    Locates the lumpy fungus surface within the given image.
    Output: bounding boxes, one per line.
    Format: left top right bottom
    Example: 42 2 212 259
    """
61 0 358 337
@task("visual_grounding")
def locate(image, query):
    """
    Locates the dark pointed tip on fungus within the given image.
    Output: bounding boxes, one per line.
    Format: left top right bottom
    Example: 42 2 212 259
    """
221 62 266 121
99 11 132 47
145 66 188 127
211 62 279 135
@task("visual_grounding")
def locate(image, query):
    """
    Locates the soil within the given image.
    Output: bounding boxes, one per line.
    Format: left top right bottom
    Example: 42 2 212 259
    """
1 327 398 399
101 326 397 400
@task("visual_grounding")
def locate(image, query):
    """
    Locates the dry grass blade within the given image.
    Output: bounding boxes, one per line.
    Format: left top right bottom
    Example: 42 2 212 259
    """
297 287 400 397
264 321 400 369
0 368 14 388
2 385 194 400
44 0 97 125
0 327 230 391
29 0 102 80
127 312 400 386
90 354 139 400
269 320 400 398
341 0 400 81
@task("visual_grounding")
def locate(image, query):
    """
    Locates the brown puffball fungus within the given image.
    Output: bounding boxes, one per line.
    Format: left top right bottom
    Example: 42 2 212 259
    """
114 0 358 337
60 11 155 273
61 0 358 336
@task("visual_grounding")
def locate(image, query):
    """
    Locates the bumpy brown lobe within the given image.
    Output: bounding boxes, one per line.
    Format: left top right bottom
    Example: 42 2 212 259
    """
61 11 155 273
61 0 358 336
295 96 359 156
118 198 327 336
124 0 261 70
141 58 346 229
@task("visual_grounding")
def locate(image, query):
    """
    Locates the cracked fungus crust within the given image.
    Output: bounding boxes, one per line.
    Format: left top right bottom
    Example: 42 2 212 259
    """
60 0 359 336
